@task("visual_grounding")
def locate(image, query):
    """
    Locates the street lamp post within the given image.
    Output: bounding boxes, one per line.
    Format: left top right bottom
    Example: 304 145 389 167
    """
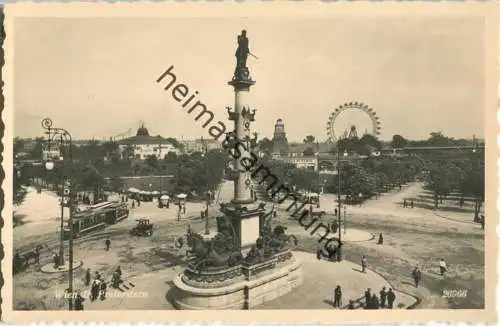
336 139 342 261
41 118 74 311
201 137 210 235
336 138 348 261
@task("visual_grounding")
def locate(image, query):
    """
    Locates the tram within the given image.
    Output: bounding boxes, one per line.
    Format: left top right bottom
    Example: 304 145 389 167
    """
63 201 129 239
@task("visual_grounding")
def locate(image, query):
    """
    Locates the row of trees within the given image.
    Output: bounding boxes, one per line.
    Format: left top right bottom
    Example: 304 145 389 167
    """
14 137 229 205
425 152 484 218
254 132 479 157
260 155 421 200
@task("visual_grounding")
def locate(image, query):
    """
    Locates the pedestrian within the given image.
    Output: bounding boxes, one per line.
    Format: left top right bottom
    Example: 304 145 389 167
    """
412 266 422 288
90 280 99 301
334 208 338 217
74 292 85 310
331 220 338 233
116 265 122 278
316 243 323 260
100 281 107 300
403 199 407 208
200 210 205 220
377 233 384 245
371 294 380 309
132 200 135 209
94 271 101 284
105 238 111 251
183 203 186 214
439 258 447 276
364 288 371 309
52 253 59 268
85 268 91 286
411 200 414 208
112 270 121 288
333 285 342 308
347 300 355 309
361 255 367 273
380 286 387 308
387 288 396 309
35 246 41 264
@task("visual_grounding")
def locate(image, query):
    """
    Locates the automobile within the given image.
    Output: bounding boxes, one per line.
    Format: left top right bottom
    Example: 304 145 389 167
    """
130 218 154 236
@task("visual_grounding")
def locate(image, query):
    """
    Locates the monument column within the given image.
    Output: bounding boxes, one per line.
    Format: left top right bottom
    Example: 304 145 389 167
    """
222 29 264 252
228 75 255 204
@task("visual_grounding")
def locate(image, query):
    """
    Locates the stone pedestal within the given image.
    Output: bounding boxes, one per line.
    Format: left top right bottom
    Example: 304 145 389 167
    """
172 250 303 309
221 201 265 252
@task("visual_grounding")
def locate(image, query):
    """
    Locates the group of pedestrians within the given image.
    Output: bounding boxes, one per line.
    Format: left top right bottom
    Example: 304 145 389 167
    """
85 270 108 302
331 285 397 309
403 199 414 208
79 266 123 309
363 287 396 309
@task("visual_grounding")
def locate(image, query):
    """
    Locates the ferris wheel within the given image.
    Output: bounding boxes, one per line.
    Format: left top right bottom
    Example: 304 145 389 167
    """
326 101 381 142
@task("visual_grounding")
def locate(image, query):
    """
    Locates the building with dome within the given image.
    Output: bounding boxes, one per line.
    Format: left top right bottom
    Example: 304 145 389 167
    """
118 125 180 160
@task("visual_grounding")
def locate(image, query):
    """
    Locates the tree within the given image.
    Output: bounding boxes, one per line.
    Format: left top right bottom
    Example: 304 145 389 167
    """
145 155 158 171
342 165 377 200
391 134 407 149
427 131 454 147
13 138 27 206
360 134 382 151
425 160 461 208
121 144 135 160
303 135 315 144
164 151 178 163
459 155 485 220
28 137 44 160
107 176 125 192
258 137 274 154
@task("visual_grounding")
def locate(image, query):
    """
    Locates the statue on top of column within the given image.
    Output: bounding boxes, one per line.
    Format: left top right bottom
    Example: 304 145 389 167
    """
234 29 251 80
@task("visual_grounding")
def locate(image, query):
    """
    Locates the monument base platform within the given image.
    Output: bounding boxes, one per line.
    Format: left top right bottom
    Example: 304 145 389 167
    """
172 251 303 309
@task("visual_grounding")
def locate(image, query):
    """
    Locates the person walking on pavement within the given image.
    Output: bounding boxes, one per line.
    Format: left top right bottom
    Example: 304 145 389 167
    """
333 285 342 308
74 292 85 310
105 238 111 251
412 266 422 288
361 255 368 273
100 280 107 300
387 288 396 309
371 294 380 309
379 286 387 308
439 258 447 276
378 233 384 245
364 288 372 309
84 268 91 286
35 246 41 264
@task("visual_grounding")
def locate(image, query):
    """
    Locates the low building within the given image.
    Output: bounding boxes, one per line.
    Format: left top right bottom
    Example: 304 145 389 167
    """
118 125 180 160
181 138 222 154
273 155 318 171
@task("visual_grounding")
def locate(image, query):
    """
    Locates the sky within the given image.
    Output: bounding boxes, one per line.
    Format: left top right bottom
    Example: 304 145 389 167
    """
13 16 485 142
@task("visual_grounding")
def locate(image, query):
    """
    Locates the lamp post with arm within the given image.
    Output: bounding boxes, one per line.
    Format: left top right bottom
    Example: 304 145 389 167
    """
201 137 211 235
42 131 66 267
336 137 348 261
41 118 75 310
